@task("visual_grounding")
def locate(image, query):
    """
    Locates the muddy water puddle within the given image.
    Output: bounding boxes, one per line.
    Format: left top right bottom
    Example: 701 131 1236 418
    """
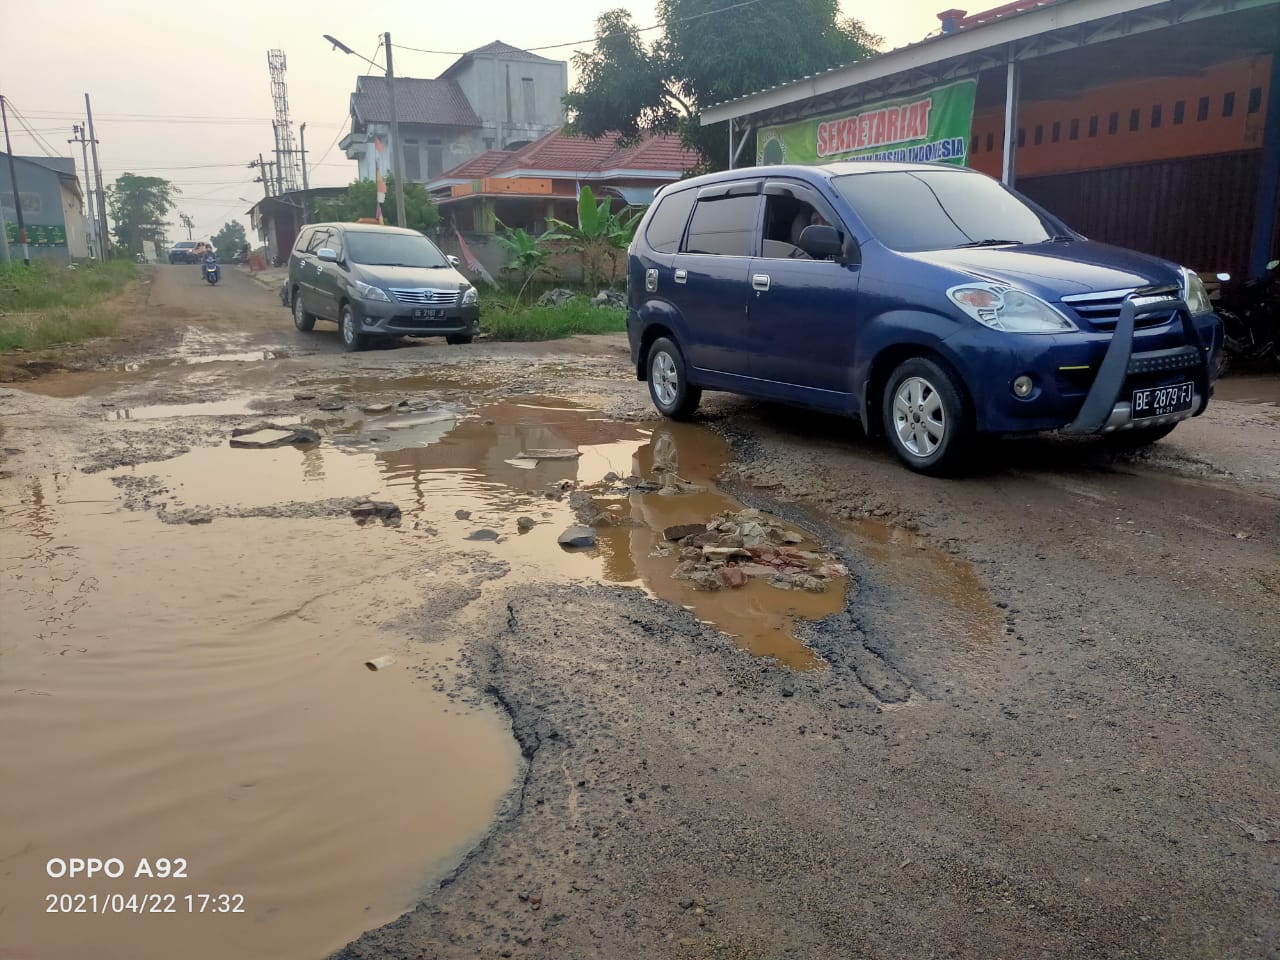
0 482 520 960
0 377 987 958
841 517 1000 646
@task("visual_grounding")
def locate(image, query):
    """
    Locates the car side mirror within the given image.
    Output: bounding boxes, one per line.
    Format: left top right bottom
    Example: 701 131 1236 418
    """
316 248 339 263
447 254 461 268
1216 272 1231 282
798 224 844 260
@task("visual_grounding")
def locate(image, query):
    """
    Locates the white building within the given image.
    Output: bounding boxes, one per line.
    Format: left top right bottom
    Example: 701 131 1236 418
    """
339 41 568 184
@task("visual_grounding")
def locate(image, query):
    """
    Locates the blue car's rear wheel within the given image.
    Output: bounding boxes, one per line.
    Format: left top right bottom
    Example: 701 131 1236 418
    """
882 357 971 475
647 336 701 420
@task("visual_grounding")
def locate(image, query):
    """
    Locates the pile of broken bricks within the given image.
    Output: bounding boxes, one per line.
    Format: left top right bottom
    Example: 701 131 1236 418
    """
661 509 848 592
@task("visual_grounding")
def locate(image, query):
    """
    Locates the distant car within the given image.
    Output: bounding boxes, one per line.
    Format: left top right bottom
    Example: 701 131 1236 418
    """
626 161 1222 475
286 222 480 351
169 241 200 264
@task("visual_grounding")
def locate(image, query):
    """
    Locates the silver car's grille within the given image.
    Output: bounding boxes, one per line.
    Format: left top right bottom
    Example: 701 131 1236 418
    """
390 288 459 306
1060 286 1179 330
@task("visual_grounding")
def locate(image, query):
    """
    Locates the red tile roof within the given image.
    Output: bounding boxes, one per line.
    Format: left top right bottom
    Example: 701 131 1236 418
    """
352 75 481 128
473 130 698 177
957 0 1061 28
441 149 514 179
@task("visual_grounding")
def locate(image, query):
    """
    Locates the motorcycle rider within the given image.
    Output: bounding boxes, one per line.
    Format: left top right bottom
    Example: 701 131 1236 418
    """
202 246 220 284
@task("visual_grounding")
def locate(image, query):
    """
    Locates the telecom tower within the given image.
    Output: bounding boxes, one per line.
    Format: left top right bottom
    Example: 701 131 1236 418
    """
267 49 301 193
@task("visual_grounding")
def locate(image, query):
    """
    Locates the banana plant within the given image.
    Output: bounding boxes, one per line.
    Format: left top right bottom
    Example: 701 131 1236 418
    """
493 223 549 304
545 185 639 292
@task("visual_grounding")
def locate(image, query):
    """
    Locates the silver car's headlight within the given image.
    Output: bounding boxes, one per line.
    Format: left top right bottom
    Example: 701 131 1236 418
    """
947 283 1077 334
461 286 478 306
1180 267 1213 316
352 279 390 302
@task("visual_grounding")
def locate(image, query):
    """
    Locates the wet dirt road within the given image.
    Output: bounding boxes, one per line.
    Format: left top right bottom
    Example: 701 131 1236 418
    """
1 265 1277 960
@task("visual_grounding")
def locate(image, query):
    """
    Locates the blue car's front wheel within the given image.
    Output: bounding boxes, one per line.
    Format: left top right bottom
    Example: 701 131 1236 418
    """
882 357 972 476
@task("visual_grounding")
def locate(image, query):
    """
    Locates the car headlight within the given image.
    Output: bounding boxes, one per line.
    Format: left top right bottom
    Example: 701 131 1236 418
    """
947 283 1077 334
1180 267 1213 317
461 286 478 306
352 280 390 302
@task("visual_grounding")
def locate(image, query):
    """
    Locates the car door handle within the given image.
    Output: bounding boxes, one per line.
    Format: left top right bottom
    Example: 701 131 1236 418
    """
752 274 770 292
674 268 687 284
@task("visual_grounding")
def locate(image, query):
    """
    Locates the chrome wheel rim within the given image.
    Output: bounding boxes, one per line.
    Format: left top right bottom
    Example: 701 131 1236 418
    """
341 310 355 344
651 350 678 407
893 376 945 458
293 297 305 325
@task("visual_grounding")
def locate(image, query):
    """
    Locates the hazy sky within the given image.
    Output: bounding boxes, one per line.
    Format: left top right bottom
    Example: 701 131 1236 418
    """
1 0 945 242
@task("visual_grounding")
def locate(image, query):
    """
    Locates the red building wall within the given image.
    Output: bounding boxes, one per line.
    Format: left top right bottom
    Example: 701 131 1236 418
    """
969 55 1272 178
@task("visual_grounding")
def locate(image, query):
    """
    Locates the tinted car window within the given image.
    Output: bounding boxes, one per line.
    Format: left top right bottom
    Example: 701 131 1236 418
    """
833 171 1056 252
683 195 758 257
346 232 451 268
645 189 696 254
293 228 314 252
305 228 330 254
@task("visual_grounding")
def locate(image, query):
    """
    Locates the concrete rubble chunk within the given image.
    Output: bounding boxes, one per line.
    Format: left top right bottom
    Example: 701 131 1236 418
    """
230 423 322 448
703 546 751 561
537 288 576 307
517 516 537 531
663 523 707 542
350 501 401 525
558 526 596 549
361 403 393 414
520 448 582 460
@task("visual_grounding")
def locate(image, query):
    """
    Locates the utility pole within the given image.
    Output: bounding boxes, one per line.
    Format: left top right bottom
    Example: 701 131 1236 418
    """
1 95 30 265
384 32 407 228
85 94 109 258
69 125 97 258
0 194 10 262
299 122 310 225
250 154 273 197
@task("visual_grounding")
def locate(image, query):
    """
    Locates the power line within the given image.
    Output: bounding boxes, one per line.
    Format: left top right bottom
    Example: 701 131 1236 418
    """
4 98 62 157
392 0 774 56
312 39 382 172
21 112 343 128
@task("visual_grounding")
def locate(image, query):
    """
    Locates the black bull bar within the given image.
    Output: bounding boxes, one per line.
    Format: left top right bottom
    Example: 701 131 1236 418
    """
1061 292 1212 435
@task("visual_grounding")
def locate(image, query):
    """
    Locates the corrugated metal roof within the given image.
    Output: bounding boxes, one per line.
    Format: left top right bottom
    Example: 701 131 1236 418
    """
352 75 481 128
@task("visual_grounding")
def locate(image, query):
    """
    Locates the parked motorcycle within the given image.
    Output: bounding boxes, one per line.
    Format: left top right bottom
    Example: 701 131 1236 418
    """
203 255 220 286
1210 259 1279 376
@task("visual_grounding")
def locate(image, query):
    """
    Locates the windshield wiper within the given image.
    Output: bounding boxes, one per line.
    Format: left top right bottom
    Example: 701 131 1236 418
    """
954 239 1023 248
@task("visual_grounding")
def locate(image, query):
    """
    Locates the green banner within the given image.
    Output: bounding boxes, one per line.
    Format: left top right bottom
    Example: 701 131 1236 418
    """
756 79 977 167
5 222 67 247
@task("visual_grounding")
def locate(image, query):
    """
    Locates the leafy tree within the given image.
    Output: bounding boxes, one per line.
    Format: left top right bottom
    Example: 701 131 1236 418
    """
545 186 639 291
564 0 880 167
312 176 440 234
212 221 248 258
107 174 178 255
494 224 550 303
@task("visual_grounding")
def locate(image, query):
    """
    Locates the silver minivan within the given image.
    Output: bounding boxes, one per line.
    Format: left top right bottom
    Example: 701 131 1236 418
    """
287 222 480 351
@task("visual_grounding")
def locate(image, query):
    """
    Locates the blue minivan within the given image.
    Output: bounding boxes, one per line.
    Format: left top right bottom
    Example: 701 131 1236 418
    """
626 161 1221 474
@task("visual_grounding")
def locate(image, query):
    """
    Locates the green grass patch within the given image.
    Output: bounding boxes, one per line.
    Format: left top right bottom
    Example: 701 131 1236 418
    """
0 259 137 351
479 288 626 341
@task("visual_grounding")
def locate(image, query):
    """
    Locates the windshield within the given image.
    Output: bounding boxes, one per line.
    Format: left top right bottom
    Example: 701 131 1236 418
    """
345 231 450 268
832 170 1060 252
